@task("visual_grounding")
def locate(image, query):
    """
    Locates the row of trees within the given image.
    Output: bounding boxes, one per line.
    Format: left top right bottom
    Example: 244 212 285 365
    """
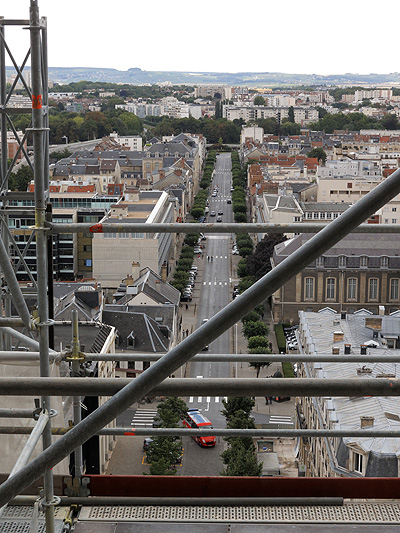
170 234 199 295
190 151 216 220
220 397 261 476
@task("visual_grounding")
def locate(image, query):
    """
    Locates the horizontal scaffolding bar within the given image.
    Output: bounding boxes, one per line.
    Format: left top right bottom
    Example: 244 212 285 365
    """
2 426 400 439
0 377 399 397
84 352 400 364
2 351 400 364
49 221 400 235
9 495 344 507
0 318 25 327
0 409 37 418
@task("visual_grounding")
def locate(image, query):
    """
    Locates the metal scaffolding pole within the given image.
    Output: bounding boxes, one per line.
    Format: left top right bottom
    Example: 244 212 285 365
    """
0 376 398 397
1 327 57 355
70 310 83 480
0 411 48 519
3 425 400 439
1 144 400 507
29 2 55 532
48 221 400 235
11 495 344 507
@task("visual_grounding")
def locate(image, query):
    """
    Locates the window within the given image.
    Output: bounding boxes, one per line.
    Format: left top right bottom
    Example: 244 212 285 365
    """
104 233 117 239
369 278 379 301
307 212 313 219
360 256 368 268
392 207 397 212
320 212 326 219
119 233 130 239
313 212 319 219
381 256 388 269
84 259 92 267
305 277 315 300
390 278 399 301
354 452 363 474
338 256 346 268
347 278 357 300
316 257 324 268
294 216 301 222
326 213 332 219
392 219 397 224
326 278 336 299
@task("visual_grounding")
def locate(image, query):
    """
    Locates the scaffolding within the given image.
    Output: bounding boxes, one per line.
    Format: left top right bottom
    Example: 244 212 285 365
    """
2 1 400 531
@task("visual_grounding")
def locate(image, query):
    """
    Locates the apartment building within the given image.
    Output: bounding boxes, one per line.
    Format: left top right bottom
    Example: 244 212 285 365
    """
92 190 178 288
271 233 400 323
297 309 400 478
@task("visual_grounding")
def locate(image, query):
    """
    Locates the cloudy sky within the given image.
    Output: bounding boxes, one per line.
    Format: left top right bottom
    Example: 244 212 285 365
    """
2 0 398 75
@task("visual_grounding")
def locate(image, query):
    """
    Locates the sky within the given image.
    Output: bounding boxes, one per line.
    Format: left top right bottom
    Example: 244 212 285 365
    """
2 0 399 76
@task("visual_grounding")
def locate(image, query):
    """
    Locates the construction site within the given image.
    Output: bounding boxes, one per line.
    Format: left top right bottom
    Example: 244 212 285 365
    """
2 2 400 531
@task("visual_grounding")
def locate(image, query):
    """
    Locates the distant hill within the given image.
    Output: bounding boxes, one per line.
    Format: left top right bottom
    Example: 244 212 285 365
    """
8 67 400 86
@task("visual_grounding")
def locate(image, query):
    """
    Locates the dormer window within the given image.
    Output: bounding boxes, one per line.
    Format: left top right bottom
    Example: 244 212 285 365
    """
338 256 346 268
360 256 368 268
381 256 389 269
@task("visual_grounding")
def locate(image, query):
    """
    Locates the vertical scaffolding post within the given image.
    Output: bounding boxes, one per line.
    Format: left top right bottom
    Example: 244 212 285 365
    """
29 1 55 532
0 17 10 351
71 310 83 480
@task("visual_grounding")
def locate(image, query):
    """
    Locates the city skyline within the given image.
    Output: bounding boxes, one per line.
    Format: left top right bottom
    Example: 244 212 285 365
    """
1 0 399 77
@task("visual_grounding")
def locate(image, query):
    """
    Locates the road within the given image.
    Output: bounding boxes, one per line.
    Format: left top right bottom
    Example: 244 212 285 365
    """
112 153 237 476
181 152 234 475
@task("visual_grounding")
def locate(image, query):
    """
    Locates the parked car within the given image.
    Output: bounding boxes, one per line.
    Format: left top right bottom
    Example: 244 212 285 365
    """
232 248 239 255
198 216 206 223
199 233 206 241
212 192 217 197
143 437 153 451
181 294 192 302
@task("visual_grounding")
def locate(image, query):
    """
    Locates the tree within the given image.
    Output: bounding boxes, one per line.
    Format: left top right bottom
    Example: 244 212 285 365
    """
242 321 269 339
221 397 255 420
307 147 327 163
254 95 265 106
241 310 260 324
248 336 269 350
288 106 295 123
9 165 33 191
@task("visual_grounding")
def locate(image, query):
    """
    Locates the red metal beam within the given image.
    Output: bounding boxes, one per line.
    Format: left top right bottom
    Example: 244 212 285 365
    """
85 475 400 500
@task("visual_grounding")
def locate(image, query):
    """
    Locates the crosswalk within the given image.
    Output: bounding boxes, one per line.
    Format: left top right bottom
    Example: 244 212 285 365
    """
268 415 294 426
131 409 158 427
203 281 228 286
189 396 228 404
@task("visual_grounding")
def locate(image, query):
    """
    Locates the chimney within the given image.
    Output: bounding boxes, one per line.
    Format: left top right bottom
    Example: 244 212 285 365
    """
159 169 165 180
360 416 374 428
131 261 140 280
360 345 367 355
344 344 351 354
332 347 340 355
161 262 167 283
333 331 344 343
341 312 346 320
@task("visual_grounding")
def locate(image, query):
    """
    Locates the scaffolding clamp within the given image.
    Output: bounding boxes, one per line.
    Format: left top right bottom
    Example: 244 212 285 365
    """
39 489 61 509
64 477 90 498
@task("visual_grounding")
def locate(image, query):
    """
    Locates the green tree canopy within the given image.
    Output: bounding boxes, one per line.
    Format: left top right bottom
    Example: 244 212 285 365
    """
307 147 327 163
254 96 265 106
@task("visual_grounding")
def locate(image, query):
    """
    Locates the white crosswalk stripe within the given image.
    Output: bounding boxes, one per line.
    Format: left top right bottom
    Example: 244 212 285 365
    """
131 409 158 427
189 396 228 404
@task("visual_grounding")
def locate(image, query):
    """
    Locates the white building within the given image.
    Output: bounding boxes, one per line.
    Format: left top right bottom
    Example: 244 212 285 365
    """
297 309 400 478
93 190 178 288
109 132 143 151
